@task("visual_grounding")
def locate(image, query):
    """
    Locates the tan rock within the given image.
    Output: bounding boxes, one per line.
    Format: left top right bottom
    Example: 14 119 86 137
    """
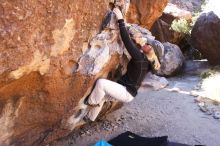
0 0 167 145
126 0 169 29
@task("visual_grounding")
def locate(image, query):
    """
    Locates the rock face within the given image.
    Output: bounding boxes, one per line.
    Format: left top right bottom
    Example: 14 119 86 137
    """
126 0 168 29
151 3 192 44
0 1 113 145
156 42 184 76
169 0 202 12
191 11 220 65
0 0 167 146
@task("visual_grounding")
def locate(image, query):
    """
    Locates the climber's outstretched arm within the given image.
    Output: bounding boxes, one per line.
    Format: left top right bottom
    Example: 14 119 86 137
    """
113 8 142 60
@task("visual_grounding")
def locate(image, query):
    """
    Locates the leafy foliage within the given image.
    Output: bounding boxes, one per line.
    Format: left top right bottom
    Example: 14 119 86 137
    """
171 18 191 35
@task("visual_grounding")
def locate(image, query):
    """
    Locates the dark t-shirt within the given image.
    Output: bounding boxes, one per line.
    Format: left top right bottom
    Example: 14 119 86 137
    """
117 19 150 97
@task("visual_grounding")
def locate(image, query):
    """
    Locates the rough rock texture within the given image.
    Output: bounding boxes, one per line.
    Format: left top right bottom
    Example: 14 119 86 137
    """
191 11 220 65
0 0 168 146
156 42 184 76
126 0 168 29
169 0 202 12
142 72 169 90
0 1 115 145
151 3 192 44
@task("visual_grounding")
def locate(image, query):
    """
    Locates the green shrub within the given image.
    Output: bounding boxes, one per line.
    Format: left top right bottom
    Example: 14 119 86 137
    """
170 0 209 35
170 14 199 36
171 18 191 35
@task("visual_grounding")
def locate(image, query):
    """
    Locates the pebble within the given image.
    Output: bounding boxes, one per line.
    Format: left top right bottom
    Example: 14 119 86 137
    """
206 110 213 115
81 133 86 137
213 111 220 119
193 85 200 90
116 117 121 122
129 116 135 120
116 121 121 124
86 130 90 134
198 102 205 107
199 106 208 113
170 87 180 92
194 96 202 102
120 115 125 119
198 102 208 112
191 90 199 97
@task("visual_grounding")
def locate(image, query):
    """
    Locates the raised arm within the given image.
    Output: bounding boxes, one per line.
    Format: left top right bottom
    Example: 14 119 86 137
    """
113 8 142 60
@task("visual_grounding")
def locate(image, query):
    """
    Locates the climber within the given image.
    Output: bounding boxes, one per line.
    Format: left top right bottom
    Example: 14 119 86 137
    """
82 7 164 122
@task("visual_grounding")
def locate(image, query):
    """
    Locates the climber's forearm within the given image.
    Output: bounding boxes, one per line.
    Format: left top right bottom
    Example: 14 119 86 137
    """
118 19 142 60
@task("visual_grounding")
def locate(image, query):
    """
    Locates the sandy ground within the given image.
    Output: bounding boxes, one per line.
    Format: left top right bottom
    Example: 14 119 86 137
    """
51 69 220 146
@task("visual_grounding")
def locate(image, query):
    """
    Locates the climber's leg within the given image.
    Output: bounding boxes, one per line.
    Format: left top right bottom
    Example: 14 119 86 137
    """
86 79 133 105
84 79 134 121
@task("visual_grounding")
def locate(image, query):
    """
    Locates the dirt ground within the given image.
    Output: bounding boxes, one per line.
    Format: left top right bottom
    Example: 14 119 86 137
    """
51 61 220 146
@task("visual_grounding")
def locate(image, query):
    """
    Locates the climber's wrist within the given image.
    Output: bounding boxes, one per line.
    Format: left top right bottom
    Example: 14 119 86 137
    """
113 8 123 20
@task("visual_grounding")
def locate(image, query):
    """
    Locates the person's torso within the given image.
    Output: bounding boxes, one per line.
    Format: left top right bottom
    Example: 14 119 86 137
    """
118 54 150 96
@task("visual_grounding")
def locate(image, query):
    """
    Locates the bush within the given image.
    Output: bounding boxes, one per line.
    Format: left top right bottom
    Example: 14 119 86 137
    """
170 0 208 36
170 14 199 36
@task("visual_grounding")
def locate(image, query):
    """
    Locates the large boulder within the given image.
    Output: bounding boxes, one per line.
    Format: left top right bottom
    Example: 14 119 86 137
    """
0 0 167 145
151 3 192 44
126 0 168 29
191 11 220 65
156 42 185 76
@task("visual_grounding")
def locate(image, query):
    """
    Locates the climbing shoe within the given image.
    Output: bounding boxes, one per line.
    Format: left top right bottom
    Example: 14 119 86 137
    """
84 95 100 107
